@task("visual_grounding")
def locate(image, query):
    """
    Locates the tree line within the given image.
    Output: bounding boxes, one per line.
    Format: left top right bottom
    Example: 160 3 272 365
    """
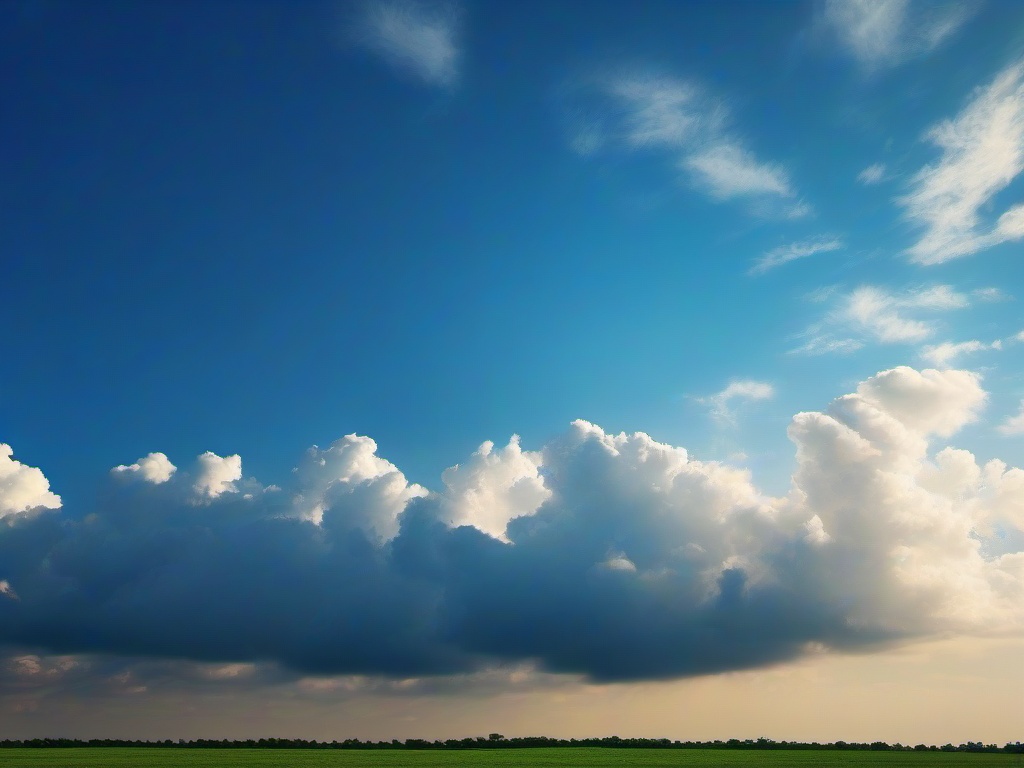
1 736 1022 752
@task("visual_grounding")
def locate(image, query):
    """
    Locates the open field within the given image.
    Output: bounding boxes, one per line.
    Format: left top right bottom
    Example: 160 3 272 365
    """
0 750 1021 768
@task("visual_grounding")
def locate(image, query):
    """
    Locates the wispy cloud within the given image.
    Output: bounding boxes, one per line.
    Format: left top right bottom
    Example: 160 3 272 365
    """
823 0 976 71
697 379 774 424
749 237 843 276
354 1 460 87
566 73 801 214
902 61 1024 264
857 163 887 184
845 285 967 342
610 76 701 149
973 287 1012 303
920 339 1002 367
684 142 793 200
792 284 976 354
998 401 1024 435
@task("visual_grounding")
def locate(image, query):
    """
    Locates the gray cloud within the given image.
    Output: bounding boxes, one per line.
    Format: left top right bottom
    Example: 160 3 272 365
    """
1 367 1022 687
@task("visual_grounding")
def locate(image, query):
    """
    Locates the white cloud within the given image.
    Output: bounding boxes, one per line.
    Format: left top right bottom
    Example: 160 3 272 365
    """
684 142 793 200
192 452 243 501
903 61 1024 264
857 162 887 184
610 76 700 149
355 0 460 87
111 452 176 484
568 73 798 211
750 237 843 275
440 435 549 541
789 336 865 356
291 434 427 540
698 379 774 424
973 287 1011 302
999 401 1024 435
823 0 975 70
0 444 60 518
849 365 986 437
920 339 1002 367
845 286 938 342
0 580 17 601
794 284 973 354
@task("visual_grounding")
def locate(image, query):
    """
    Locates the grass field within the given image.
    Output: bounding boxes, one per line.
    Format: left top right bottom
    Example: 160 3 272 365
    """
0 749 1021 768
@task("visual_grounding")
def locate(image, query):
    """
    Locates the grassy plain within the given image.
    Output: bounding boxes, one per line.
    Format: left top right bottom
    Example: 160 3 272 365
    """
0 750 1021 768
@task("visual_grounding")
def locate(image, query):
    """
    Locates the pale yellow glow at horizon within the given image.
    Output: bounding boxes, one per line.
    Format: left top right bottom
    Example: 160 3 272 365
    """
5 637 1022 745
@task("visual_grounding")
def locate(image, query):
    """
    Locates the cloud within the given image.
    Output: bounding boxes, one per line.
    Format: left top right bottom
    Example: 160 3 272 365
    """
354 1 460 87
793 284 975 353
0 445 60 519
1 367 1021 686
439 435 549 542
823 0 976 70
609 76 700 150
902 61 1024 264
857 163 887 184
684 142 793 200
789 336 866 356
192 452 243 501
973 287 1011 303
697 379 775 424
111 453 176 485
750 237 843 275
920 339 1002 367
566 73 800 213
291 434 427 539
999 402 1024 435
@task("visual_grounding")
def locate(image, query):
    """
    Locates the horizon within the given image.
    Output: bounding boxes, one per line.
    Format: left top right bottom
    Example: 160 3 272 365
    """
2 0 1023 745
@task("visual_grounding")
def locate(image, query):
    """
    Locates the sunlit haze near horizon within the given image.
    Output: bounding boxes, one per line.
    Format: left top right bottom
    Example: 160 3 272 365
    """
2 0 1023 746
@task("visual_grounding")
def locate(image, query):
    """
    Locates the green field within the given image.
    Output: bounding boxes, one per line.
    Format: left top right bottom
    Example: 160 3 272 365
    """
0 750 1021 768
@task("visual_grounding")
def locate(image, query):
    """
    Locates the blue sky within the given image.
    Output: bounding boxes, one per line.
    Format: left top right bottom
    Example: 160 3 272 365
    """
2 0 1024 742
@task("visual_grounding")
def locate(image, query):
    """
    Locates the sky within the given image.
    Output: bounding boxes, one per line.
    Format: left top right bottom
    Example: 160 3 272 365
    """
2 0 1024 745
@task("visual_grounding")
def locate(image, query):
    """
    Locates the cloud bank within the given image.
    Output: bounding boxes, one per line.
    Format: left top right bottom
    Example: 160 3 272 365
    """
1 367 1022 686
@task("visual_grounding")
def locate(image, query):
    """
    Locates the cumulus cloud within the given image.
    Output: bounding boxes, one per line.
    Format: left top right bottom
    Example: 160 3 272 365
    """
291 434 427 540
822 0 975 70
1 367 1021 686
111 453 176 484
439 435 549 542
354 0 460 87
857 163 887 184
566 73 801 214
793 284 975 354
0 445 60 519
902 61 1024 264
920 339 1002 367
192 452 243 500
749 237 843 275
